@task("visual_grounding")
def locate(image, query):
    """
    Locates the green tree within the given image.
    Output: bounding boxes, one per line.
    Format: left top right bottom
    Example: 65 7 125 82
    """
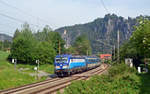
0 41 2 50
120 41 139 60
35 25 52 41
130 19 150 58
10 23 38 64
3 40 11 49
65 46 76 54
0 40 11 51
35 26 65 54
73 35 92 55
47 32 65 54
13 29 20 40
10 23 64 64
36 42 56 64
120 19 150 61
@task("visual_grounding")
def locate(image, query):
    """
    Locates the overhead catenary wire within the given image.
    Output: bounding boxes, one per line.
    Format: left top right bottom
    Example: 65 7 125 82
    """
0 0 52 26
0 13 43 28
0 13 25 23
0 12 44 36
99 0 118 61
100 0 109 14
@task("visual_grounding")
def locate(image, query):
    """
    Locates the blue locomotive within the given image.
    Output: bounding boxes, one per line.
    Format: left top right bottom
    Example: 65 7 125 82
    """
54 54 101 76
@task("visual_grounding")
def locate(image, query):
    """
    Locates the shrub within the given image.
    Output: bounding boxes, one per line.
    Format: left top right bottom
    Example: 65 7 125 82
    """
63 63 140 94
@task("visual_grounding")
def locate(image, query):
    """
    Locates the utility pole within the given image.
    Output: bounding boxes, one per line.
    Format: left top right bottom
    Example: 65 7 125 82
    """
87 50 88 56
114 45 115 61
59 40 61 55
12 59 17 70
117 30 120 63
110 47 112 62
36 60 40 80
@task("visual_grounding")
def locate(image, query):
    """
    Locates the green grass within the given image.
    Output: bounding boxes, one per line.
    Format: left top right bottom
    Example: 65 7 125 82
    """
0 51 54 90
16 63 54 74
0 51 38 90
0 51 9 60
63 63 150 94
0 68 37 90
40 64 54 74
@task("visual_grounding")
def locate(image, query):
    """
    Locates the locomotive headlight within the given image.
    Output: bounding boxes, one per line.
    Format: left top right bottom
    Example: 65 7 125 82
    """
55 66 60 69
63 65 68 69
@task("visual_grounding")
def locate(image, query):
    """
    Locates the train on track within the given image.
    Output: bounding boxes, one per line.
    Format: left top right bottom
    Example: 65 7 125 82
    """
54 54 101 76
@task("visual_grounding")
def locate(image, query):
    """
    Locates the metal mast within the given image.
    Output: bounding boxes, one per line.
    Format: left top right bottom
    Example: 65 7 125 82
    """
117 30 120 63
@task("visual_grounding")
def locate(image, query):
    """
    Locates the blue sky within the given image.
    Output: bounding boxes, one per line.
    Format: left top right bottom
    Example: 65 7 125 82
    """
0 0 150 36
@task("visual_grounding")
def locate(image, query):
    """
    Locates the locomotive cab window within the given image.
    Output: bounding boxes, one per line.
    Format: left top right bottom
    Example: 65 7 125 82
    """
55 58 68 63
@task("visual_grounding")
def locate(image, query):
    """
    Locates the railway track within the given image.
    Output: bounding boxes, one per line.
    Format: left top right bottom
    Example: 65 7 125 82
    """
0 78 61 94
0 64 109 94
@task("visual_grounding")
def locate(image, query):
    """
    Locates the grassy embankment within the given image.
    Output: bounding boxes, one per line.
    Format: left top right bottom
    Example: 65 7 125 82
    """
0 51 54 90
63 63 150 94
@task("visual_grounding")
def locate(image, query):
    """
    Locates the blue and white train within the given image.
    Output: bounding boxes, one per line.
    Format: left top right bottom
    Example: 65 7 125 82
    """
54 54 101 76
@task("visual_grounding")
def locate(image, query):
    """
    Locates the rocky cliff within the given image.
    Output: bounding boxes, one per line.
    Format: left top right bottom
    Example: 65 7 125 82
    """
55 14 146 54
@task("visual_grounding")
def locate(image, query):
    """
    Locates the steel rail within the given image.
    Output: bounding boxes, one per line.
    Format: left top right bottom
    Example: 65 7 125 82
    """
37 64 109 94
0 64 109 94
0 78 60 94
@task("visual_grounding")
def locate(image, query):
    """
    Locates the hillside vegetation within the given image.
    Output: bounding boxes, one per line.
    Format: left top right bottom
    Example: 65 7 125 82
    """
63 63 150 94
55 14 150 54
120 19 150 60
63 18 150 94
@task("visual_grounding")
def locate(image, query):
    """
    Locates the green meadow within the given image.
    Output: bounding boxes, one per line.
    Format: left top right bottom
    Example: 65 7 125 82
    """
0 51 54 90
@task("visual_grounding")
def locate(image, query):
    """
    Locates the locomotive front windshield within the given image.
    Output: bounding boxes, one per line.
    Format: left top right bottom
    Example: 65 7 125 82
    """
55 58 68 63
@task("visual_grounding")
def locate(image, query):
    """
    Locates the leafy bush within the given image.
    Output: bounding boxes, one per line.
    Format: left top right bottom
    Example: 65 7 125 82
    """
108 63 136 77
10 29 37 64
63 64 140 94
